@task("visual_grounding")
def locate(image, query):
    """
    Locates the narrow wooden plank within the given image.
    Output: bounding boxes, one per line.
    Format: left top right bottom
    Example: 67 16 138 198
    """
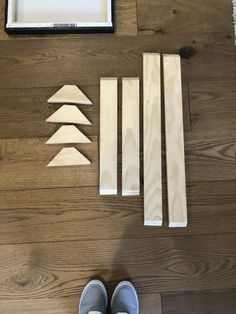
46 125 91 145
46 105 91 125
143 53 162 226
47 148 91 167
0 233 236 299
0 181 235 244
140 294 162 314
163 54 187 228
162 289 236 314
100 78 118 195
122 77 140 196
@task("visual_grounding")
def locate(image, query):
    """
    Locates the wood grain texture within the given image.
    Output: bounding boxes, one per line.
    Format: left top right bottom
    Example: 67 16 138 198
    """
122 78 140 196
137 0 233 35
46 105 91 125
100 78 118 195
0 297 79 314
0 34 234 90
163 55 187 227
143 53 162 226
47 85 92 105
47 148 91 167
162 289 236 314
0 181 235 245
46 125 91 145
0 233 236 299
0 137 98 191
140 294 162 314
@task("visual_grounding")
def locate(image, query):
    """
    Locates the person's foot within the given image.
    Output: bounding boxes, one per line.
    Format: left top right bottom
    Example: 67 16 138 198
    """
111 281 139 314
79 279 108 314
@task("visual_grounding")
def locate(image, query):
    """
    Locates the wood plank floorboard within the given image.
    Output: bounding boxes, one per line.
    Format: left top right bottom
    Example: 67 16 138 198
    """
0 34 234 90
0 181 235 244
162 289 236 314
137 0 233 35
0 234 236 299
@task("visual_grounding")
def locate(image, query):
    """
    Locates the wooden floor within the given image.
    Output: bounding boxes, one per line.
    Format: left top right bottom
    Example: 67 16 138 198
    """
0 0 236 313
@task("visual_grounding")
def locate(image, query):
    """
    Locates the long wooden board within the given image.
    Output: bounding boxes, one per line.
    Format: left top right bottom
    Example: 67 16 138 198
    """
122 77 140 196
163 54 188 227
99 78 118 195
143 53 162 226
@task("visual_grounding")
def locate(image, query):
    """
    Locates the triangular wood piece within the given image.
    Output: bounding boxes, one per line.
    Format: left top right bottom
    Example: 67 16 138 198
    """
48 85 92 105
46 125 91 145
46 105 91 125
47 147 91 167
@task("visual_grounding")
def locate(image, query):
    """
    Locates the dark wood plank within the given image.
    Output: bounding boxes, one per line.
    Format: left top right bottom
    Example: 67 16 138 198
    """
162 289 236 314
0 34 234 90
140 294 162 314
0 181 235 244
0 0 137 40
137 0 233 35
0 86 99 138
190 80 236 115
0 137 98 190
0 233 236 299
0 297 78 314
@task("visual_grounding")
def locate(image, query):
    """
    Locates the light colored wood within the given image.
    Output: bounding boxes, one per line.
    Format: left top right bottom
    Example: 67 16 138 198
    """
143 53 162 226
47 147 90 167
122 77 140 196
163 54 188 227
46 125 91 145
47 85 92 105
99 78 118 195
46 105 91 125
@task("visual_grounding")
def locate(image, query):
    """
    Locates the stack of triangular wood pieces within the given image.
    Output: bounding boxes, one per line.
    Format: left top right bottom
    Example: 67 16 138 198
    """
46 85 92 167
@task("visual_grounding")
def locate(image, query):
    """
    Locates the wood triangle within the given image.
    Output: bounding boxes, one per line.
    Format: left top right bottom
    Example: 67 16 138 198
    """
47 147 91 167
48 85 92 105
46 125 91 145
46 105 91 125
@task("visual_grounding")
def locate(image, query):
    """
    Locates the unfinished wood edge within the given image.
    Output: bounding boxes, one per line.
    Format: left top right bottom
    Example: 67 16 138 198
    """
100 189 118 196
100 77 118 81
144 220 163 227
169 221 188 228
122 190 140 196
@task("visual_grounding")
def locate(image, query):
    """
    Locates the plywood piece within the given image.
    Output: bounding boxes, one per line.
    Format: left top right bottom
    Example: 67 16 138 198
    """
99 78 118 195
47 85 92 105
163 54 188 228
122 77 140 196
46 125 91 145
47 147 90 167
143 53 162 226
46 105 91 125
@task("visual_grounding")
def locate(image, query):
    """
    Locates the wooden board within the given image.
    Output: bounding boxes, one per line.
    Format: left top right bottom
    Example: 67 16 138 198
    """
99 78 118 195
46 105 91 125
163 54 188 227
122 77 140 196
47 85 92 105
46 125 91 145
143 53 162 226
47 147 91 167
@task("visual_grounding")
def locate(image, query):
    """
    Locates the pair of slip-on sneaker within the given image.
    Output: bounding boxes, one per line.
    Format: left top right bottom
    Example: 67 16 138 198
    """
79 280 139 314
